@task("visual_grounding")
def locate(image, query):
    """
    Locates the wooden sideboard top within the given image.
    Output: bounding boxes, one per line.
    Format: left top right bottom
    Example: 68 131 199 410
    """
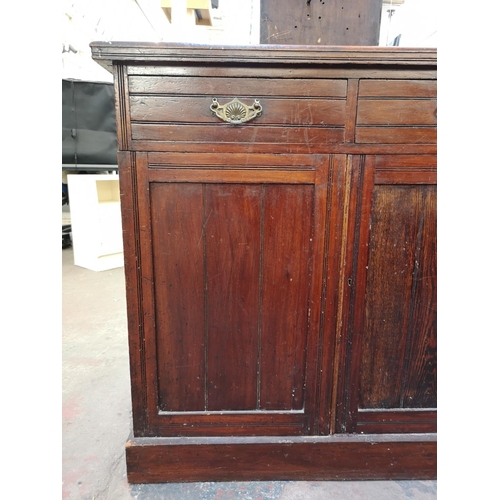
90 42 437 72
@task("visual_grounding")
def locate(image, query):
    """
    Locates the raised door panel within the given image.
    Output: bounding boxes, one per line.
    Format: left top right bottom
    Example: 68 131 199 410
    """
131 152 332 437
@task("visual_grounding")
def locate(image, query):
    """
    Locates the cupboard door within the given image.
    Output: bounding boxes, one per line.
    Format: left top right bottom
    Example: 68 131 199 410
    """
334 155 437 434
128 152 334 437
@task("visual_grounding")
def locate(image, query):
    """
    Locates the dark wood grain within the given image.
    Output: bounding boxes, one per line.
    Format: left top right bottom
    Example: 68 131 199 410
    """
375 171 437 184
332 155 375 433
91 43 438 72
356 127 436 144
127 65 437 81
205 184 261 411
359 185 436 409
357 409 437 433
259 184 313 410
147 168 315 184
150 183 205 412
126 434 437 482
129 96 346 126
357 100 436 125
128 76 347 97
131 123 345 145
148 151 322 169
343 155 376 432
375 155 437 169
359 185 418 408
374 154 437 184
131 140 437 156
147 152 322 168
359 80 436 98
317 154 347 434
401 186 437 408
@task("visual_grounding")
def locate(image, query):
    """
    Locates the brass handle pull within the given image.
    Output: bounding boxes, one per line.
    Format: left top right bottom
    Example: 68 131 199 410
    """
210 97 262 125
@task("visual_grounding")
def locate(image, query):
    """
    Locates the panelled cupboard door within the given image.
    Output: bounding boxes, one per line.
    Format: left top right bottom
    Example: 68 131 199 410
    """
125 151 337 437
334 155 437 435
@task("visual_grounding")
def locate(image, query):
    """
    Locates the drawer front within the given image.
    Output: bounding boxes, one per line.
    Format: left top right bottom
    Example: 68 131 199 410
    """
355 79 437 145
127 72 347 149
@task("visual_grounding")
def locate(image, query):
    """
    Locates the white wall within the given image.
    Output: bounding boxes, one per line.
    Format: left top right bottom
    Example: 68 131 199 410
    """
379 0 437 47
62 0 260 82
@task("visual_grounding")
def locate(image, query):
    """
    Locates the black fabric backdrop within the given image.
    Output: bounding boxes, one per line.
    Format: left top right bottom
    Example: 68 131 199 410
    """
62 79 117 166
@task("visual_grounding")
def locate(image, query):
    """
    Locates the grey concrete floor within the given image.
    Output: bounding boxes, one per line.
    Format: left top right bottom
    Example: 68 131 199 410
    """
62 246 437 500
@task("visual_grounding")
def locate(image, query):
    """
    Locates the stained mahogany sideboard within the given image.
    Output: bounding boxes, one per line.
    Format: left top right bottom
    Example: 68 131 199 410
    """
91 43 437 483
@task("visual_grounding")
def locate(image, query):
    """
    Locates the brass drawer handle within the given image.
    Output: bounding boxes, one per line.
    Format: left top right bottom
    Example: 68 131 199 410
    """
210 97 262 125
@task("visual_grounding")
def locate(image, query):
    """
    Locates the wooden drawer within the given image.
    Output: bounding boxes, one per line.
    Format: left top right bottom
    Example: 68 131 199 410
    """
356 79 437 145
127 72 347 149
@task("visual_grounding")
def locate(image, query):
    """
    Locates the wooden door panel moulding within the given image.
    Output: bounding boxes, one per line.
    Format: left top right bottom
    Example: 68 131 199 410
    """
141 154 331 436
332 155 375 434
113 65 132 150
374 171 436 184
317 154 348 435
357 409 437 434
343 155 376 433
301 156 330 434
117 151 148 436
329 154 352 432
147 168 316 184
129 140 437 155
313 154 335 435
134 152 161 436
374 154 437 184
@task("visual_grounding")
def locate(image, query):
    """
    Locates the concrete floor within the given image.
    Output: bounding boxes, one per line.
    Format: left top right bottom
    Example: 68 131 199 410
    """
62 246 437 500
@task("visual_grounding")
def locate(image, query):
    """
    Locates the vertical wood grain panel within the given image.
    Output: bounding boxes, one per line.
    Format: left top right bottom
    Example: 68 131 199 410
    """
360 186 427 409
343 156 375 432
333 155 375 433
151 183 205 412
206 184 261 411
402 186 437 408
315 155 339 434
113 64 131 150
260 184 314 410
